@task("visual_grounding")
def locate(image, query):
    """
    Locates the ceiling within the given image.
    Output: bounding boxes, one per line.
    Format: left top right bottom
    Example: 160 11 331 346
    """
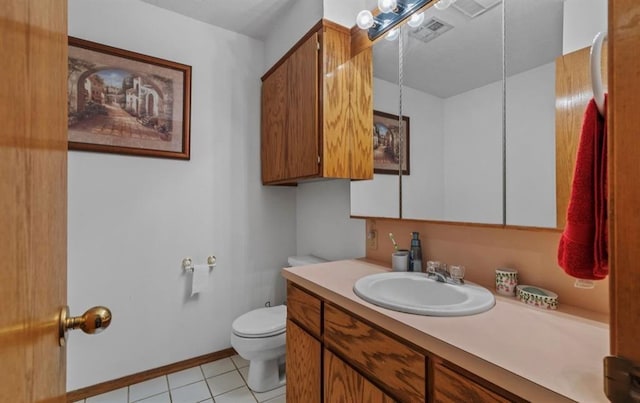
141 0 563 98
140 0 296 39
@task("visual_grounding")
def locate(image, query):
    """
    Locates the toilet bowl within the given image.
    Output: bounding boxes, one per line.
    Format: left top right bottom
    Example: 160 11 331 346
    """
230 305 287 392
230 255 327 392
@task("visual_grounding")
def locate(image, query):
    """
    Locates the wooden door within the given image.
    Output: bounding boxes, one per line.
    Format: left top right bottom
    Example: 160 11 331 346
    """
609 0 640 376
0 0 68 402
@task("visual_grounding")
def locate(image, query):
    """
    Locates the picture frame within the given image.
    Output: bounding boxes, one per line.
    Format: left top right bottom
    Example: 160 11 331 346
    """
373 110 410 175
67 37 192 159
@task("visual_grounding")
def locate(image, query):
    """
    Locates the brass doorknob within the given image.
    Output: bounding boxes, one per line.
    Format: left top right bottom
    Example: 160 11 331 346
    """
59 305 112 346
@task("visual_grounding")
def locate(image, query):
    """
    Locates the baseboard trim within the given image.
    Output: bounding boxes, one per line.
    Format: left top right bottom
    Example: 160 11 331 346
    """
66 348 236 402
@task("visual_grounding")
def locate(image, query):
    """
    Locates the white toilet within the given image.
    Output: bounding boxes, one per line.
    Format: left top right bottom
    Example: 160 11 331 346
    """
230 255 327 392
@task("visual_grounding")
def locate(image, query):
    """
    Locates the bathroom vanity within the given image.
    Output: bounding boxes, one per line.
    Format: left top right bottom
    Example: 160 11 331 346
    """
282 260 609 402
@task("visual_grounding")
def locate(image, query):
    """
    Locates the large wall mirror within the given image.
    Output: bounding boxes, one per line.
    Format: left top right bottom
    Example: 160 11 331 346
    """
351 0 606 229
352 0 505 225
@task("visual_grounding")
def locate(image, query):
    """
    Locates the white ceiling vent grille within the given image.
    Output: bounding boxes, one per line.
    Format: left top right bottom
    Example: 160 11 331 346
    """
452 0 502 18
409 17 454 43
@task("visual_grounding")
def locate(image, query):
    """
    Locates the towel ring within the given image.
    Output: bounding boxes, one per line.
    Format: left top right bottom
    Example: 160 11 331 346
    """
590 31 607 116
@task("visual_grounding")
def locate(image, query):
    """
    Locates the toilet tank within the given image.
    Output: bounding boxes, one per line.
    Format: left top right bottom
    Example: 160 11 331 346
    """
287 255 328 267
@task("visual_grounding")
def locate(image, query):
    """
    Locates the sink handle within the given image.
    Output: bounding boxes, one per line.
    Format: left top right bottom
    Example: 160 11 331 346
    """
449 265 465 284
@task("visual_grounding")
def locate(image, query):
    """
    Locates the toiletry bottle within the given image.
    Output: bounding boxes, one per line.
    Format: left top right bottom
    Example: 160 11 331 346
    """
410 232 423 272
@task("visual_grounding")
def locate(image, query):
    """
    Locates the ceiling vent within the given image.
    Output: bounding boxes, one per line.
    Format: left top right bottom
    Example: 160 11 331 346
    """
409 17 454 43
452 0 501 18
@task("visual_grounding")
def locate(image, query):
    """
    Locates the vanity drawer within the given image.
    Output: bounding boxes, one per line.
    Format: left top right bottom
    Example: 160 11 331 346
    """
324 303 426 402
286 282 322 338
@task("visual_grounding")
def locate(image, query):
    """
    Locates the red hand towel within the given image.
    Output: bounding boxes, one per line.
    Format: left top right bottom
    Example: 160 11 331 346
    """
558 97 608 280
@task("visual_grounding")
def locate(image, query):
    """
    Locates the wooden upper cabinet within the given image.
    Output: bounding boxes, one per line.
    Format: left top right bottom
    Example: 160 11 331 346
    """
261 20 373 185
261 60 288 183
287 33 319 180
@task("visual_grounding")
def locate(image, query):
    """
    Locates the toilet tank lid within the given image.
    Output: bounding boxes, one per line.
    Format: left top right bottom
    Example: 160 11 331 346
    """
287 255 328 267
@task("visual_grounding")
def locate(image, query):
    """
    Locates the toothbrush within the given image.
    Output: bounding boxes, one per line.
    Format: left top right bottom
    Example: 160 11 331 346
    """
388 233 399 251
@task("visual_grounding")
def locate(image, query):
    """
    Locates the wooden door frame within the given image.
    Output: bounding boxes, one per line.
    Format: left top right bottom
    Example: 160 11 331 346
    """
609 0 640 363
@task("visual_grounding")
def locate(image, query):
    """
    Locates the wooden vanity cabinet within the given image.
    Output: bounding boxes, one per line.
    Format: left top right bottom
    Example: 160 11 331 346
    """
261 20 373 185
286 281 520 403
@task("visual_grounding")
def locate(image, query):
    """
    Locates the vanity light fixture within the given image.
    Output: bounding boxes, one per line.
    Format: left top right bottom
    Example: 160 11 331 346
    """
407 12 425 27
356 0 434 41
385 27 400 41
434 0 457 10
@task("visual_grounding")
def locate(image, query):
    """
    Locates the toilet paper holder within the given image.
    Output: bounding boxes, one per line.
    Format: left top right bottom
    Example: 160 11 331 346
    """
182 256 217 272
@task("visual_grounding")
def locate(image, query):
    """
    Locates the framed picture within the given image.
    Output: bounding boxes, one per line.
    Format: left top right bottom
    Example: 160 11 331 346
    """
67 37 191 159
373 110 410 175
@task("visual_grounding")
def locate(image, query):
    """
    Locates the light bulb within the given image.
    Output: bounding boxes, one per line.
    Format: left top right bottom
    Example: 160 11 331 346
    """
356 9 375 29
434 0 456 10
378 0 398 13
385 28 400 41
407 12 425 28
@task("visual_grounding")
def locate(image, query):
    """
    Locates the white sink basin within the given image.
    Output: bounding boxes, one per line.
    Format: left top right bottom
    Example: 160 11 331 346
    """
353 272 495 316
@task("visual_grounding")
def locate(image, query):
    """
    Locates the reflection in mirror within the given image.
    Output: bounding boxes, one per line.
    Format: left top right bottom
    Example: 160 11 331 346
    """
350 26 401 219
504 0 563 228
399 1 504 224
351 2 505 223
351 0 607 228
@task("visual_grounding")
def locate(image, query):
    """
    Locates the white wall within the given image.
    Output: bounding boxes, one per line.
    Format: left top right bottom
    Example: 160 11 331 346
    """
322 0 366 29
563 0 608 55
443 81 503 224
506 62 556 227
67 0 297 390
401 84 445 220
263 0 323 68
296 180 365 260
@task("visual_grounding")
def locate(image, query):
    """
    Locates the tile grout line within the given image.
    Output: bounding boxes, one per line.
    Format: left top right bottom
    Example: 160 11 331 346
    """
199 364 215 401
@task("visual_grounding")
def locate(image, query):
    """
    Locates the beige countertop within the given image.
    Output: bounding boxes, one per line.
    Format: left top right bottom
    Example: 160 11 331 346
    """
282 259 609 403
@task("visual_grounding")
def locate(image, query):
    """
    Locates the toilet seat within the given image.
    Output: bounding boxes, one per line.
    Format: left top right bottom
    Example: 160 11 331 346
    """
232 305 286 338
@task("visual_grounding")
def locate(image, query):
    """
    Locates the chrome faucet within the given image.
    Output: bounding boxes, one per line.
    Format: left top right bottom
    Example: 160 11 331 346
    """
426 262 465 285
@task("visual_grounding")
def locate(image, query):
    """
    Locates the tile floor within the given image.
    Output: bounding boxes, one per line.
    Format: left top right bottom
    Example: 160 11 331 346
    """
73 355 286 403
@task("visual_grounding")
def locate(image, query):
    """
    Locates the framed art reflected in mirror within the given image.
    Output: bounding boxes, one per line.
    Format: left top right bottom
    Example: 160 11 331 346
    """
373 110 410 175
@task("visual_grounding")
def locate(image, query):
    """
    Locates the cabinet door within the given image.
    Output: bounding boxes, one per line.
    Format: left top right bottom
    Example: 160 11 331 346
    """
287 32 319 179
324 350 394 403
261 59 288 183
434 364 511 403
286 320 321 403
324 304 425 402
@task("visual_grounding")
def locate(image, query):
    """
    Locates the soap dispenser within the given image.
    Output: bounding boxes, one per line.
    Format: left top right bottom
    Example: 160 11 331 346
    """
409 232 423 272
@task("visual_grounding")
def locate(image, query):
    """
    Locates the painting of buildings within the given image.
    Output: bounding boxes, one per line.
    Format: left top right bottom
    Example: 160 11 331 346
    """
67 37 191 159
